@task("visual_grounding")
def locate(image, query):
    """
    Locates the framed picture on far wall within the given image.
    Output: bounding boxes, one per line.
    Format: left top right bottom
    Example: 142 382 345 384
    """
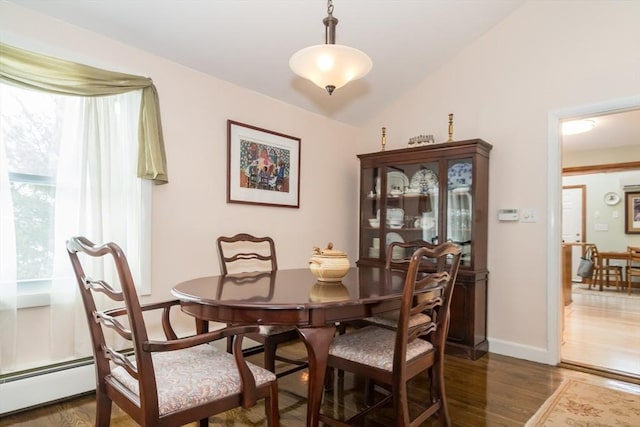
227 120 301 208
625 191 640 234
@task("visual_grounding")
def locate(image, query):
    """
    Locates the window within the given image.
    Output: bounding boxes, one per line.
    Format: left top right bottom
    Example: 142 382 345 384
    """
0 83 151 373
2 87 63 296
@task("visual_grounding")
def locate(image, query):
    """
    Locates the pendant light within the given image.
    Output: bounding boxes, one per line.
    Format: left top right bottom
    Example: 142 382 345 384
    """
289 0 372 95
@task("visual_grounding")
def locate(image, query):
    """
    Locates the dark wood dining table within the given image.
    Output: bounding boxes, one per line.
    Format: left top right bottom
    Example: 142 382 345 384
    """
171 266 409 427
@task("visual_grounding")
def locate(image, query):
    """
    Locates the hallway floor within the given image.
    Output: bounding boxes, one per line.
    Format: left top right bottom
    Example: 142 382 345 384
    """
562 283 640 379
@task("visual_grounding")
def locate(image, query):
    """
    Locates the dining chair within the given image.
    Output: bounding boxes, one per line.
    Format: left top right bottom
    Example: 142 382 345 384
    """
66 236 279 427
626 246 640 295
588 244 623 291
321 241 461 426
216 233 308 378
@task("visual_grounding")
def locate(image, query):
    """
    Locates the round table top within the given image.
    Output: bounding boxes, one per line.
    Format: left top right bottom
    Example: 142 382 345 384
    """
171 267 407 310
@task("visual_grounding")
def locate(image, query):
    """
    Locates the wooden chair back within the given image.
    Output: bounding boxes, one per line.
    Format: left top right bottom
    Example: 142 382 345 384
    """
628 246 640 266
587 244 624 291
216 233 306 378
385 239 439 271
395 241 462 372
67 237 161 419
363 240 444 329
217 233 278 274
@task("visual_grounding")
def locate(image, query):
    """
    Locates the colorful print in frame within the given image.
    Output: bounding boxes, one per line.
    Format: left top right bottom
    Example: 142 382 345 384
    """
227 120 301 208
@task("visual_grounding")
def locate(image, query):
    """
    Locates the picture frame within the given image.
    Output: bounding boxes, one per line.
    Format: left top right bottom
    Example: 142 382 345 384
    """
624 191 640 234
227 120 301 208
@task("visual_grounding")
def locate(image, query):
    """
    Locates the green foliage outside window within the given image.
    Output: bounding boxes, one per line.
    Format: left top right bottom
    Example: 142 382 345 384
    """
1 85 63 282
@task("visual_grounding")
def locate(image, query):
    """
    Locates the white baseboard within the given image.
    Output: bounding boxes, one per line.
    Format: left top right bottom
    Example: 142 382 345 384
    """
0 363 96 415
488 337 558 365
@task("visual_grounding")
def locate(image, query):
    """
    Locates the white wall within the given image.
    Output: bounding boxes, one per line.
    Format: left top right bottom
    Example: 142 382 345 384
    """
1 0 362 303
563 170 640 253
357 0 640 363
0 1 361 411
564 145 640 168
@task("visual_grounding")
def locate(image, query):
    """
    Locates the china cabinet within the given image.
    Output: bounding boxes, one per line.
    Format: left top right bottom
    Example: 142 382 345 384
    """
357 139 492 359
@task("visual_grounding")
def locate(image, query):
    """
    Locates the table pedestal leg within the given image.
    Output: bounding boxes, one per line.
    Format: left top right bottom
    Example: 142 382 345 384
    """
297 325 336 427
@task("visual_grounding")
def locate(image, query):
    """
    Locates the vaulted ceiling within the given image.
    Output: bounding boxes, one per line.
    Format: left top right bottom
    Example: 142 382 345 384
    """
9 0 525 126
9 1 639 152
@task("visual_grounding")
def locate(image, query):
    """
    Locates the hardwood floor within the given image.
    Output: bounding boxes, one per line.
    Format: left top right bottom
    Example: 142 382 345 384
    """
3 339 640 427
562 283 640 379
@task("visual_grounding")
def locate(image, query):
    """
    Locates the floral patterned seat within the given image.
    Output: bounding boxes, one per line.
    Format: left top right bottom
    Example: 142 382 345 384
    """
111 345 275 416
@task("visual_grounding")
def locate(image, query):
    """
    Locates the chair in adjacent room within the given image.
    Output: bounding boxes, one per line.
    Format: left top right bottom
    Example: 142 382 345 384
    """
66 236 279 427
217 233 307 378
626 246 640 295
321 241 461 427
589 244 624 291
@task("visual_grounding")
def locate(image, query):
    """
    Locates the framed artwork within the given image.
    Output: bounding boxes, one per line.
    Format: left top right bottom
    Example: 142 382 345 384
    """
625 191 640 234
227 120 301 208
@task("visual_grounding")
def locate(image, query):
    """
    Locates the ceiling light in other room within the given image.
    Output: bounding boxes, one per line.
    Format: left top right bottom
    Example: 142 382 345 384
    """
289 0 372 95
562 119 596 135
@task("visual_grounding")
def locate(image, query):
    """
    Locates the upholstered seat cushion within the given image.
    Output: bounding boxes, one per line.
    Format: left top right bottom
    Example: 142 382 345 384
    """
110 344 275 416
363 311 431 329
329 326 433 372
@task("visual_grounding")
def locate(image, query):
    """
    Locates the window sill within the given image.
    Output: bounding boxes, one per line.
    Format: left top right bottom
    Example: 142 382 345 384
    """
16 292 51 309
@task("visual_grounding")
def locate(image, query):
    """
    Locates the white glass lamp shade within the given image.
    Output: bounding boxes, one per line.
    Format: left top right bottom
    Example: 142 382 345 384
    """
289 44 372 93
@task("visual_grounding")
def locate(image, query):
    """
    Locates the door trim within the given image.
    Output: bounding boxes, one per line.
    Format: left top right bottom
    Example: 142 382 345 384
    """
547 94 640 366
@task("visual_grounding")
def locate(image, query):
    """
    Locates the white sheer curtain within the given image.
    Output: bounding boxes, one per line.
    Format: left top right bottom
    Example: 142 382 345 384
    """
0 136 18 371
0 89 149 373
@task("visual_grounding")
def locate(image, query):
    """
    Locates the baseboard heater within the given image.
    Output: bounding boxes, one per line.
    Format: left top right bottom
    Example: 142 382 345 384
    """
0 359 96 416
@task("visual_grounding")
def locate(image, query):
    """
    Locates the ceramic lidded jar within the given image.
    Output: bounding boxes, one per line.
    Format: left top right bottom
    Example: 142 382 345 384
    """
309 242 349 282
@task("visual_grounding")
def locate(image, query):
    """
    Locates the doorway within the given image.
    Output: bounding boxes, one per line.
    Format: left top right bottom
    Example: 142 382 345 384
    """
554 104 640 380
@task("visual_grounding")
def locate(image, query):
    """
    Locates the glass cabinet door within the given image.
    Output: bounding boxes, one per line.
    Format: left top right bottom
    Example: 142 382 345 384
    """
361 167 382 260
447 158 473 265
361 162 441 263
397 162 440 247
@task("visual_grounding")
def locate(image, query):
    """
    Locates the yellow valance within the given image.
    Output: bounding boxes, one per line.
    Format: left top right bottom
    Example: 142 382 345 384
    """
0 42 168 183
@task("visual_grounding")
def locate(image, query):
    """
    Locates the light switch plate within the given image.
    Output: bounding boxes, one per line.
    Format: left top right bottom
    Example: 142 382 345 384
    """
594 223 609 231
520 208 537 223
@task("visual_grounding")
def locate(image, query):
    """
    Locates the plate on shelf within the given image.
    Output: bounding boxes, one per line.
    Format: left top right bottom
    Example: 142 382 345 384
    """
386 208 404 221
410 169 438 192
448 162 472 189
387 171 409 193
386 232 405 246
